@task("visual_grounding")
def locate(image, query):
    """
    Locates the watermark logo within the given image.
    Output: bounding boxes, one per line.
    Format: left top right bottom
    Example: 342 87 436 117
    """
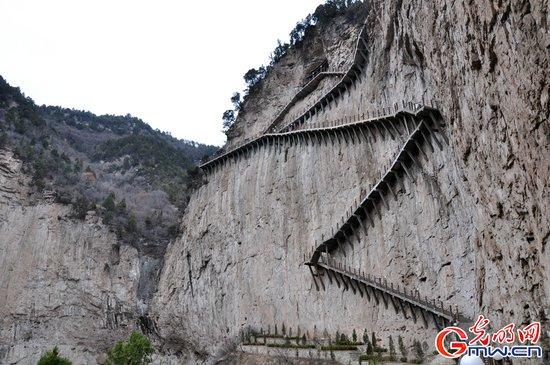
435 315 542 359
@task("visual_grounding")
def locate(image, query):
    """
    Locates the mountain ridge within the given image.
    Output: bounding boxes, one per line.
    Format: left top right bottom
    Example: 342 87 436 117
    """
0 74 217 302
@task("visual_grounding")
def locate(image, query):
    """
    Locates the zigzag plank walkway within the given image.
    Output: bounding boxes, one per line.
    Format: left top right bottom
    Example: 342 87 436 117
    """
306 257 469 329
202 21 369 167
198 17 468 330
302 107 470 328
302 59 330 85
308 106 446 262
200 101 465 328
267 69 345 132
271 23 371 134
200 102 427 174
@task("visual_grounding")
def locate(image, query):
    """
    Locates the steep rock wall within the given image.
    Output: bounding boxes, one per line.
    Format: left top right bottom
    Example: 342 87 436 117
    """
152 0 548 362
0 150 142 364
154 126 407 353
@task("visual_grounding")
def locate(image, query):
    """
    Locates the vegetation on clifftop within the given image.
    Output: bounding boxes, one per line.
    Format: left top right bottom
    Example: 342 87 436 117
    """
221 0 368 132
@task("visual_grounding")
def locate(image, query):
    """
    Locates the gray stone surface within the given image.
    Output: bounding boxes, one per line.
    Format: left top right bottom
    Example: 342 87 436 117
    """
152 1 548 363
217 352 342 365
0 149 142 364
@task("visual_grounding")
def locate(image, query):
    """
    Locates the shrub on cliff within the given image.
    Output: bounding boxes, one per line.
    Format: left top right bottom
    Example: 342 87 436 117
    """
37 346 72 365
222 109 235 130
106 331 153 365
102 192 116 223
243 67 267 88
221 0 368 133
72 194 90 220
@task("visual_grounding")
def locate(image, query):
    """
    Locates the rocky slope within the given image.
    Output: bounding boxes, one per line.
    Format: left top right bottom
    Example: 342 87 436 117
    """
0 77 215 363
0 149 141 364
224 15 361 149
151 0 548 363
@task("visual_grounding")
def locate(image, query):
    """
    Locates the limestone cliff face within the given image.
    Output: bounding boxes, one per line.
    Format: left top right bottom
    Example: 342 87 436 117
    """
0 149 141 364
152 0 548 362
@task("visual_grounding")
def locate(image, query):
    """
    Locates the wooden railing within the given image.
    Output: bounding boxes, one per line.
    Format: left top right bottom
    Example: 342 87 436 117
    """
270 23 371 134
307 105 447 263
199 102 437 172
196 12 464 332
299 105 465 328
305 256 470 328
302 60 329 85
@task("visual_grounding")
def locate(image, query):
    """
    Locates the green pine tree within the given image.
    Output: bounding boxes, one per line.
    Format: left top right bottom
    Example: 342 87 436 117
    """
126 214 137 234
398 335 407 359
102 192 116 222
37 347 72 365
366 341 373 355
106 331 153 365
363 328 369 345
389 335 396 360
340 333 348 344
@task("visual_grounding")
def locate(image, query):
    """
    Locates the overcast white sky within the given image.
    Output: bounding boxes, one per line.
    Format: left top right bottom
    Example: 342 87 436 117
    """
0 0 324 146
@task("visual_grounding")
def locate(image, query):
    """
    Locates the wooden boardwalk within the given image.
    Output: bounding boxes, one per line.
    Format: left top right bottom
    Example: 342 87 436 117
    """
200 102 434 173
306 257 470 329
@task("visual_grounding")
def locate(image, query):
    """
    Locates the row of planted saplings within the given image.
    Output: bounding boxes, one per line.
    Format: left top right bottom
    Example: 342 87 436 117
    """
242 325 377 351
241 325 431 363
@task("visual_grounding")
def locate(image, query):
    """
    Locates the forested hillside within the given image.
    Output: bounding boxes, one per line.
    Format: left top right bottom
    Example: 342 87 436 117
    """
0 76 217 297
